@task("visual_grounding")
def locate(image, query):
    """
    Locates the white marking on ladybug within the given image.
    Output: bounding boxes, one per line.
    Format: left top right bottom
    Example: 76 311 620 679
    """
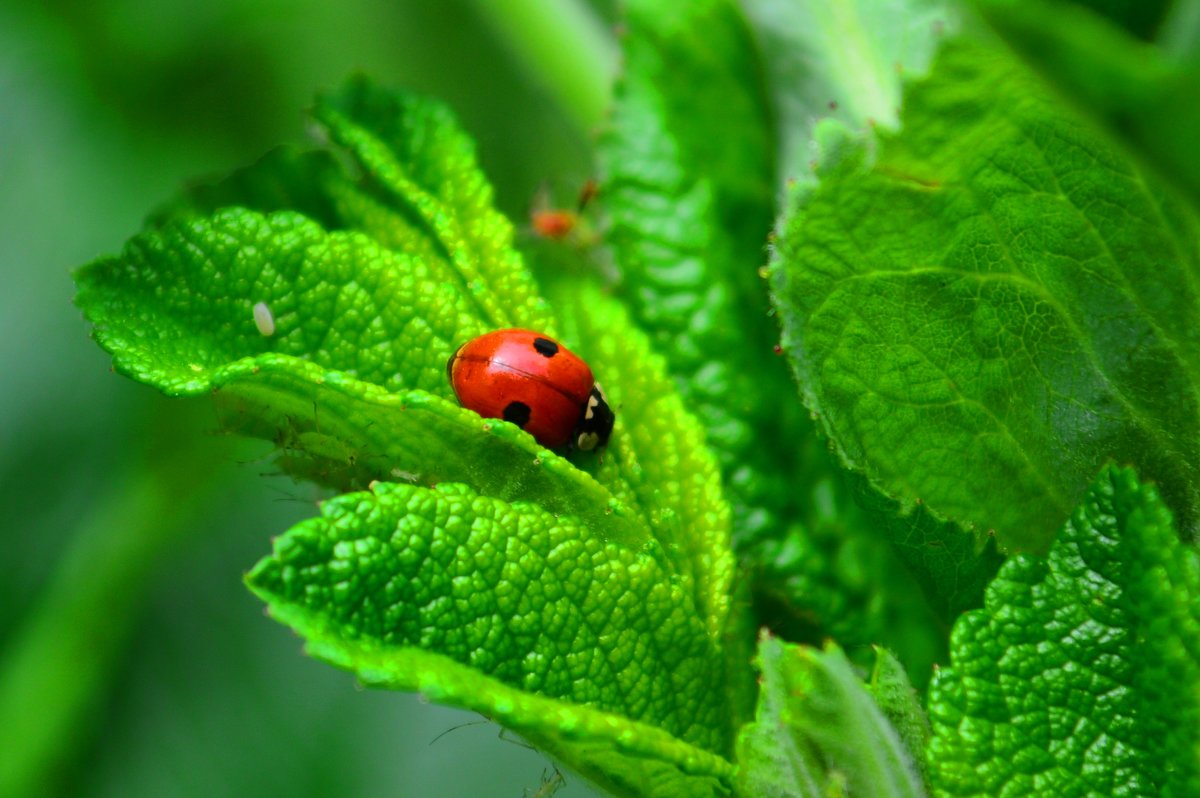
253 302 276 336
584 392 600 421
577 431 600 451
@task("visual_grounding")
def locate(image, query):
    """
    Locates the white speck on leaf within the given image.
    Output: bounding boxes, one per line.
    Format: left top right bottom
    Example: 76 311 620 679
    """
253 301 275 336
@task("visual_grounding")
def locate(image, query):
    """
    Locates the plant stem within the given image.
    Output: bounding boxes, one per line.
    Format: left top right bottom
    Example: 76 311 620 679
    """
466 0 618 132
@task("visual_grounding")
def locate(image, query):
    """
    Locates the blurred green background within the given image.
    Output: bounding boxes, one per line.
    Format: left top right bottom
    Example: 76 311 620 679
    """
0 1 617 794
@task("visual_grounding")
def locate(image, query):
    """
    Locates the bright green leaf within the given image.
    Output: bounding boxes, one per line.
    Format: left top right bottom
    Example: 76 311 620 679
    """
210 355 646 545
77 76 744 796
157 77 555 334
313 76 554 333
772 37 1200 553
76 208 479 397
599 0 793 548
248 480 735 794
734 636 929 798
546 280 736 650
927 465 1200 797
76 205 650 542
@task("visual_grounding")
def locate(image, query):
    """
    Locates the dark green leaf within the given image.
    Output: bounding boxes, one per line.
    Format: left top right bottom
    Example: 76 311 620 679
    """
772 37 1200 553
849 476 1003 623
598 0 953 683
974 0 1200 211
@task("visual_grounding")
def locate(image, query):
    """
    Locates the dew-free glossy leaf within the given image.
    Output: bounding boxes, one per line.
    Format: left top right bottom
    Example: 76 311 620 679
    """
927 465 1200 797
77 76 746 796
248 480 735 792
773 38 1200 552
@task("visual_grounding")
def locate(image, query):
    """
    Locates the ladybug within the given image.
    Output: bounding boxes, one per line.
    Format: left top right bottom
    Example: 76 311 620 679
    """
447 328 615 451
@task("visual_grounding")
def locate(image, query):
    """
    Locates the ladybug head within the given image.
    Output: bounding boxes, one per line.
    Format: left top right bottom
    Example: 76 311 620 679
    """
574 384 615 451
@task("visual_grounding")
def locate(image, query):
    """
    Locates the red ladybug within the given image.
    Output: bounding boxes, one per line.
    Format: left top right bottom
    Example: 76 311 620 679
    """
447 328 615 451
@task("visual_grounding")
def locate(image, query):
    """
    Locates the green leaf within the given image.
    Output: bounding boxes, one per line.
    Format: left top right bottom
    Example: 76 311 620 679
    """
848 477 1004 623
599 0 794 548
734 636 929 798
772 37 1200 553
210 355 645 545
732 0 997 660
77 153 644 542
75 208 636 532
76 208 478 397
867 647 932 786
972 0 1200 210
741 0 953 188
313 76 554 333
597 0 952 681
927 465 1200 797
155 77 555 334
247 480 734 795
545 280 737 651
78 76 743 795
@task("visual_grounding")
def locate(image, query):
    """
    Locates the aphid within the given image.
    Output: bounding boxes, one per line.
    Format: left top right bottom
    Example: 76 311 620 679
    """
529 179 599 242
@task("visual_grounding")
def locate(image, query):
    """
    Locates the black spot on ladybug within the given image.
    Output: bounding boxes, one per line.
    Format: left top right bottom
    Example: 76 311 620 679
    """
533 337 559 358
503 401 532 428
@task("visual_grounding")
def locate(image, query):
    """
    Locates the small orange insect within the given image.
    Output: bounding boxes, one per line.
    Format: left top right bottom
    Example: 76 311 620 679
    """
529 179 599 242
